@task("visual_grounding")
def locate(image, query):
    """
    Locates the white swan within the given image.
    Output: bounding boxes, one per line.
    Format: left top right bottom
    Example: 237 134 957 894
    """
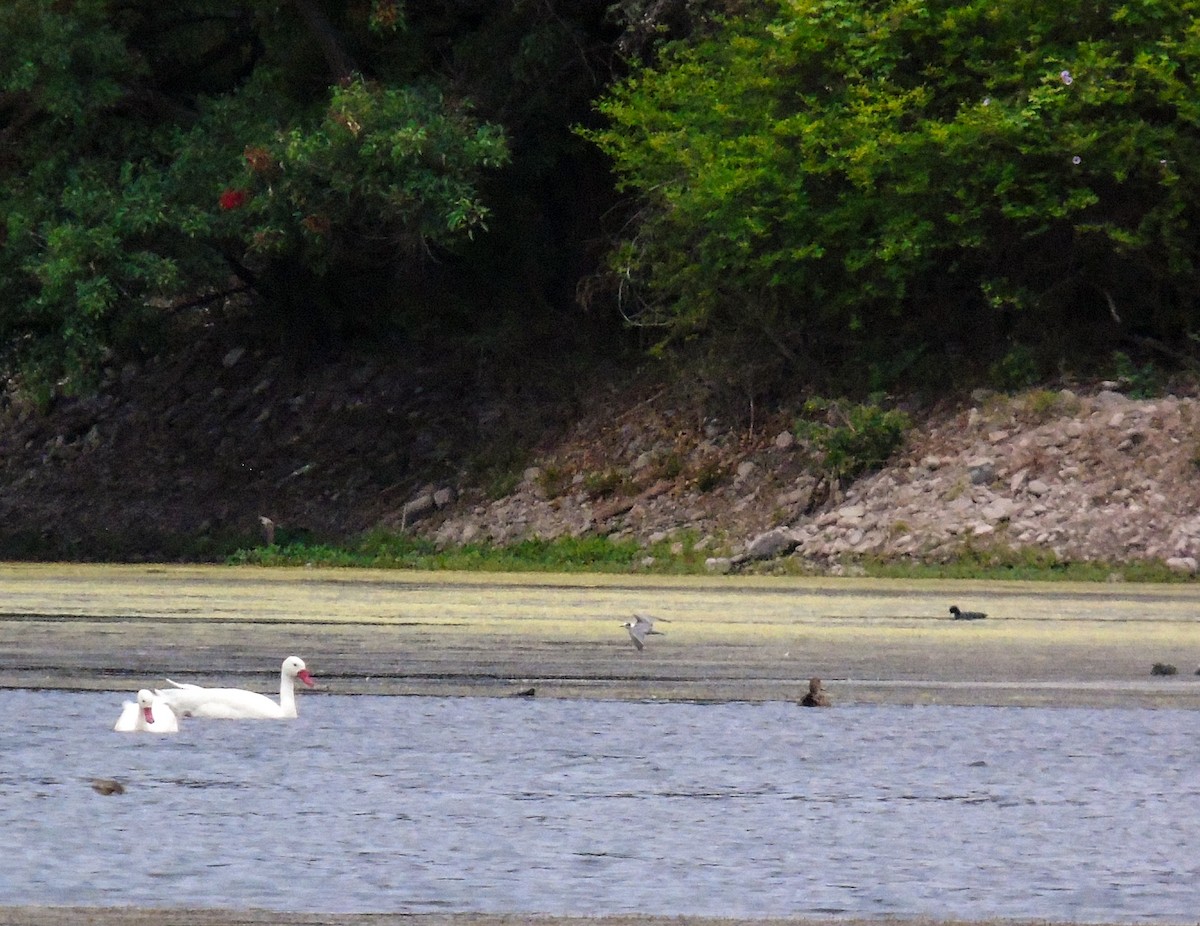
114 689 180 733
155 655 315 719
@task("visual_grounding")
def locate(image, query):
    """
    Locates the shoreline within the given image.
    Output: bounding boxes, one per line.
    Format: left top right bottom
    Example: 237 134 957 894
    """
0 909 1171 926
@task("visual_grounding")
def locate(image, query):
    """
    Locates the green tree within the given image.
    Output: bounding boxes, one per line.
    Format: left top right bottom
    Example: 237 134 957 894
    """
584 0 1200 384
1 1 508 387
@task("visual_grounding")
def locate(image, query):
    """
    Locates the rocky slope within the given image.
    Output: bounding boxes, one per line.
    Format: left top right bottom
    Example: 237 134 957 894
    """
428 385 1200 574
2 311 1199 571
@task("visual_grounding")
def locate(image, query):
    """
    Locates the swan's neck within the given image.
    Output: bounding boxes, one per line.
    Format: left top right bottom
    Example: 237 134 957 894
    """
278 670 297 717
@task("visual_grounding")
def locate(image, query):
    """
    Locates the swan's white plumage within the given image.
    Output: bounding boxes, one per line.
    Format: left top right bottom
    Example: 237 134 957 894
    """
156 656 314 719
114 689 179 733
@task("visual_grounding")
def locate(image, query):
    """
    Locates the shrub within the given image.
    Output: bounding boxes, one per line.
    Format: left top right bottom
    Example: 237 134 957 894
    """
535 464 574 498
582 468 628 498
990 345 1041 392
794 397 912 481
691 459 729 493
1109 350 1161 398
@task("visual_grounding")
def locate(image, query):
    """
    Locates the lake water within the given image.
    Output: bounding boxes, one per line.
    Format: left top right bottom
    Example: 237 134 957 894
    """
1 690 1197 921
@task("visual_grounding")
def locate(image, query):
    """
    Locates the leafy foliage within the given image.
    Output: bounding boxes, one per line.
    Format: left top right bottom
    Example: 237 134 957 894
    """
0 1 180 381
177 73 508 327
1 1 510 387
793 396 911 481
861 545 1193 583
1108 350 1162 398
12 0 1200 402
230 532 655 573
585 0 1200 376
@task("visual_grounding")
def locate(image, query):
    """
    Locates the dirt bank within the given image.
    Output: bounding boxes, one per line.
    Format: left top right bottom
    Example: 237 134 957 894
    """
6 307 1200 575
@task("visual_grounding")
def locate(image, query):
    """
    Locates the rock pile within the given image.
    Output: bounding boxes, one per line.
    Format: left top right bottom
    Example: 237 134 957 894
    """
3 307 1198 573
778 388 1200 571
422 387 1200 573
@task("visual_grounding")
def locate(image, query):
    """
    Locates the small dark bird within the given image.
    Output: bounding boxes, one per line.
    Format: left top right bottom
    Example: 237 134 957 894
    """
621 613 669 651
949 605 987 620
1151 662 1178 676
90 778 126 796
800 677 831 707
511 687 537 698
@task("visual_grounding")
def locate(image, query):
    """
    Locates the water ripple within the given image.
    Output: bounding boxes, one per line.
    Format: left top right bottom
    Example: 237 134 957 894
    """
0 691 1197 922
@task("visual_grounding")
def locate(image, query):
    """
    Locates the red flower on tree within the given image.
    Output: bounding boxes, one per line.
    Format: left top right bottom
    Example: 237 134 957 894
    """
219 189 248 210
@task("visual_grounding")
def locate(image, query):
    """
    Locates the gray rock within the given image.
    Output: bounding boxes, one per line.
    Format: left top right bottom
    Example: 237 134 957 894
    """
968 459 996 485
777 485 814 509
402 494 436 524
744 528 799 561
838 504 866 523
981 499 1016 521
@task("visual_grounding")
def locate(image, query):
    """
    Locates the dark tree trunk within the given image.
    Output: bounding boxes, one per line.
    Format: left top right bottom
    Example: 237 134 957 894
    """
290 0 358 81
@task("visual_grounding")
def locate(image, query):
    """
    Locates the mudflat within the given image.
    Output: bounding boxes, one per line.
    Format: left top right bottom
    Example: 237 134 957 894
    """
2 563 1199 707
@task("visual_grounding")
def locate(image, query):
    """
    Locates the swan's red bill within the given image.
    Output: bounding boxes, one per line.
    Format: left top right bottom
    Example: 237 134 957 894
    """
298 670 315 687
142 706 156 724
